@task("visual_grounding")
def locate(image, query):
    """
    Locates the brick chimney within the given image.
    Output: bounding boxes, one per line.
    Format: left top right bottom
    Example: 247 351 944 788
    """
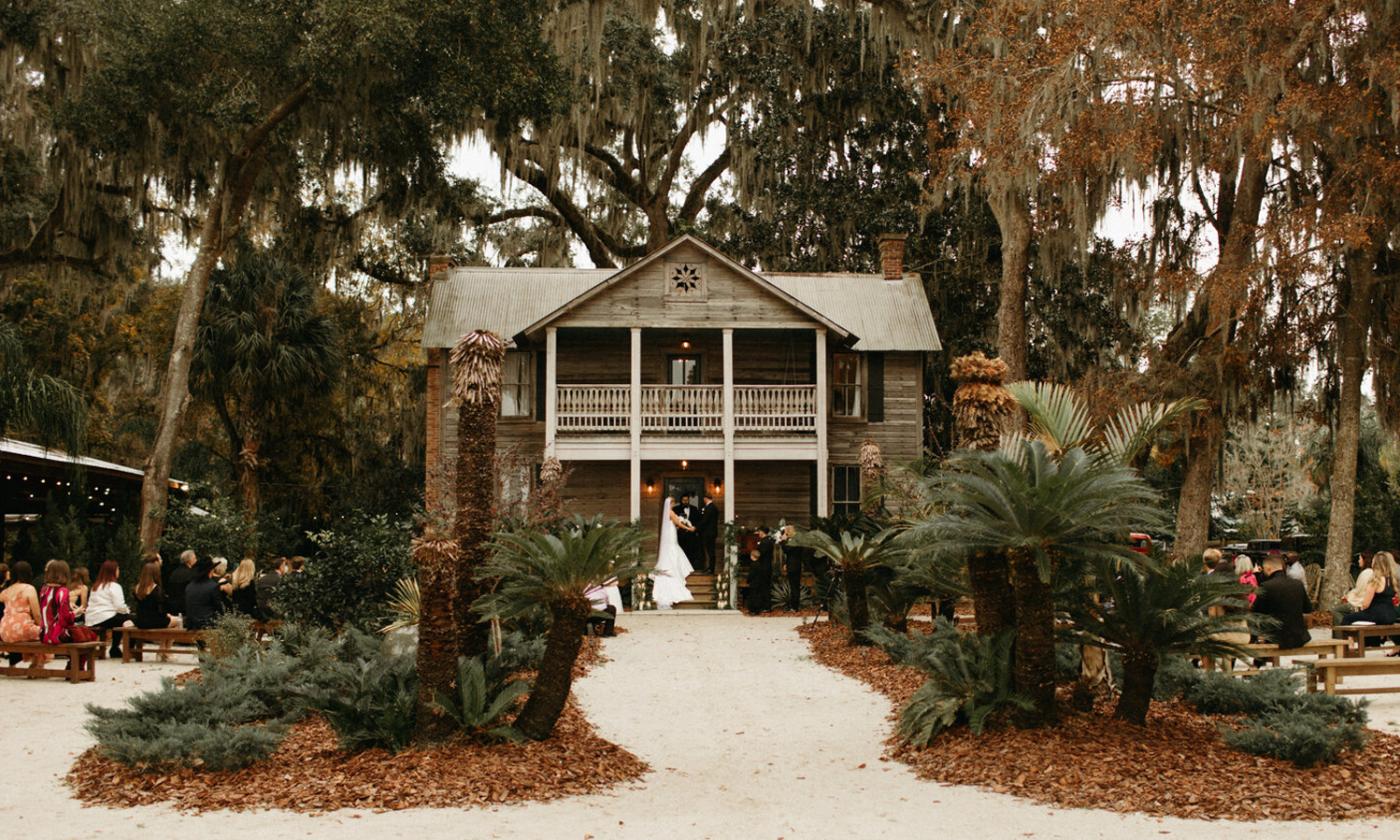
877 233 907 281
425 254 455 281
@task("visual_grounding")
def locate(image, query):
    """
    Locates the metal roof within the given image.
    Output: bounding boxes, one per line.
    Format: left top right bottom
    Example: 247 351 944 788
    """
422 263 942 353
1 437 143 478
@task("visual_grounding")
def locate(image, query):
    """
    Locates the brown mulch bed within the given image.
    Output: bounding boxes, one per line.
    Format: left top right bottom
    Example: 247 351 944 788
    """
1306 610 1335 628
799 620 1400 822
67 635 648 813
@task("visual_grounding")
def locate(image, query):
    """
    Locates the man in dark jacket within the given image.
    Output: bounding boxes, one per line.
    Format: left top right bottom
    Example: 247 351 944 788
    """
1252 553 1313 649
697 494 720 573
164 549 199 616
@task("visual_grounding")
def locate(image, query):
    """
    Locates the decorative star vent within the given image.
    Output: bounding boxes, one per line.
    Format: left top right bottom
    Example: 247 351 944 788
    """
666 262 706 299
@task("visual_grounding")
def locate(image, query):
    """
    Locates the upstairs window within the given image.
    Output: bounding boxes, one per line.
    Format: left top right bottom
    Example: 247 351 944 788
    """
832 353 862 417
501 351 533 417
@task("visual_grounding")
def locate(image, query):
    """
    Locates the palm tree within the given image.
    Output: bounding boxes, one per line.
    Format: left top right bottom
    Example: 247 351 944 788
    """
411 528 459 741
914 441 1166 722
0 318 85 452
950 352 1018 635
789 528 902 644
474 519 645 740
450 329 506 660
1065 559 1255 724
191 246 339 522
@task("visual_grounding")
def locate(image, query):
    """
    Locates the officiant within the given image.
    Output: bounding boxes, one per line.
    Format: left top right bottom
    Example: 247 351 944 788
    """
697 493 719 573
672 493 702 569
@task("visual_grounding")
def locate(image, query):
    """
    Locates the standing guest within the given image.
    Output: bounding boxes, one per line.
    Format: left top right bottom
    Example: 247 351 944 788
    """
255 557 290 620
38 559 78 645
229 558 258 617
85 560 133 659
69 567 90 623
746 526 774 614
166 550 198 616
132 560 182 629
1252 553 1313 649
183 558 233 631
1341 551 1398 638
1 562 43 664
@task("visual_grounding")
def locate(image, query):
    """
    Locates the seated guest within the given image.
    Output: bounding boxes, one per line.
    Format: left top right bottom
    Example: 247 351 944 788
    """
1281 551 1306 582
133 560 182 629
1200 547 1222 577
38 559 78 644
1341 551 1397 639
255 557 290 619
229 558 258 617
86 560 133 659
1235 555 1259 605
183 558 233 631
1 561 43 654
289 556 307 574
69 567 90 622
1342 554 1376 613
1252 552 1313 649
585 577 622 637
165 549 198 616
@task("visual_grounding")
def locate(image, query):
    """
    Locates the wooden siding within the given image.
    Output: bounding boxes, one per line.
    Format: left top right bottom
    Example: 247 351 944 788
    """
552 327 815 386
827 352 924 467
554 240 819 330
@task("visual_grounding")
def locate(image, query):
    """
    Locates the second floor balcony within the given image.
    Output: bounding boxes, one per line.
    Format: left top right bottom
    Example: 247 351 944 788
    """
555 384 817 436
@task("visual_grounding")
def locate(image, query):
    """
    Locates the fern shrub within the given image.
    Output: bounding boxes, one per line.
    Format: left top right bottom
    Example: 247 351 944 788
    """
313 653 419 753
868 619 1030 744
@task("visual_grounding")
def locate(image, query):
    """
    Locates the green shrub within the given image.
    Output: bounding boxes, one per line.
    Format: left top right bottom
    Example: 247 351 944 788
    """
870 619 1031 744
158 497 257 565
1151 655 1203 700
313 652 419 753
204 612 260 661
1222 710 1369 768
432 656 527 741
1184 669 1302 714
273 513 411 631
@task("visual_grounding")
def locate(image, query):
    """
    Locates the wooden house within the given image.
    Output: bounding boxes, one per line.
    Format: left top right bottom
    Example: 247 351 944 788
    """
421 234 940 604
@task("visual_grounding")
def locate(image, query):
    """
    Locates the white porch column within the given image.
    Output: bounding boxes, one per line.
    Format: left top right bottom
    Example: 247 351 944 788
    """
544 327 558 457
815 327 829 517
629 327 642 522
723 328 736 607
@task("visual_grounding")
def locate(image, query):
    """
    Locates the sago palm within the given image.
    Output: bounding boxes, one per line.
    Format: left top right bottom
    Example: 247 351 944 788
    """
474 518 645 740
412 530 459 742
789 528 902 644
451 328 506 660
1065 559 1256 724
913 440 1166 722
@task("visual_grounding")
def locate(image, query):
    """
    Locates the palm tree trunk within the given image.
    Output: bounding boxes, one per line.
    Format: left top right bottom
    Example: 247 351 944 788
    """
1114 648 1157 725
455 396 497 659
1009 550 1055 724
844 566 872 644
968 552 1016 636
515 603 588 741
1321 252 1375 605
412 534 459 742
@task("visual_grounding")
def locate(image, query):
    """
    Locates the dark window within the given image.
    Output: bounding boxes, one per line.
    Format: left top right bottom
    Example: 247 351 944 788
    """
832 353 862 417
501 351 532 417
832 465 861 517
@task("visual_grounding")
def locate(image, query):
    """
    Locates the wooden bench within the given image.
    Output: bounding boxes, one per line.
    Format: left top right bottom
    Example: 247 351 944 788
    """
1331 624 1400 656
1308 657 1400 695
122 628 207 663
0 641 101 683
1213 638 1349 676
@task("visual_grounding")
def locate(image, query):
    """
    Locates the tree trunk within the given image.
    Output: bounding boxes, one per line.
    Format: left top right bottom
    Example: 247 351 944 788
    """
237 413 262 526
968 552 1015 636
455 396 498 659
1173 419 1221 564
844 565 872 644
413 536 459 742
1321 253 1376 605
139 174 245 554
989 190 1031 383
1114 648 1157 725
515 604 588 741
1009 550 1055 724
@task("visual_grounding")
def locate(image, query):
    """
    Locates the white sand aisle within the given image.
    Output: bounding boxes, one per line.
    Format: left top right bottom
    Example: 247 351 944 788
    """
5 613 1400 840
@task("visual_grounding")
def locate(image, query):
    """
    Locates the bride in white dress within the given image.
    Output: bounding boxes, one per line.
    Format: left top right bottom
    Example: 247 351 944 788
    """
651 496 695 609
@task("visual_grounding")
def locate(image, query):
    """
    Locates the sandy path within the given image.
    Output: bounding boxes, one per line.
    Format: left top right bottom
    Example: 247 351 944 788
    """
4 613 1400 839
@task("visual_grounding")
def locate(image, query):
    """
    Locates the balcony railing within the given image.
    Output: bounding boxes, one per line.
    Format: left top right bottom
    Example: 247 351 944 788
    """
555 384 816 435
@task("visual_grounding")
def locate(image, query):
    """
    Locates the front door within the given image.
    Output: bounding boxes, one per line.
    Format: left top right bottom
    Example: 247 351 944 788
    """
664 475 705 511
668 355 701 384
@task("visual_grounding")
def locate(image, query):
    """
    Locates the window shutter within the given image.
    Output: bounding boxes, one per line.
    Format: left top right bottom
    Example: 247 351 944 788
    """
534 351 546 422
867 353 885 422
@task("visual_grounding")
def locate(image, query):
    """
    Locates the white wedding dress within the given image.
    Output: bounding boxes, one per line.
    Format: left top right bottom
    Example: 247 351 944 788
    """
651 497 694 609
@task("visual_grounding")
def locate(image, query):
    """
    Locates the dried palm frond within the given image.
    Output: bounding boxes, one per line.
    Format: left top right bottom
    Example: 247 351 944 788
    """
450 330 507 405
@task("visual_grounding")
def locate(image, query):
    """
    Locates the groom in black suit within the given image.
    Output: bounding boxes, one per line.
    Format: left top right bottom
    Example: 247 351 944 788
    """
672 493 702 569
697 493 720 573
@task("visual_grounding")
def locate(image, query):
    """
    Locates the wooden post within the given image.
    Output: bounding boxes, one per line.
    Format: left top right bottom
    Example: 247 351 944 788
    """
723 328 736 606
815 328 829 517
630 327 642 523
545 328 558 458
